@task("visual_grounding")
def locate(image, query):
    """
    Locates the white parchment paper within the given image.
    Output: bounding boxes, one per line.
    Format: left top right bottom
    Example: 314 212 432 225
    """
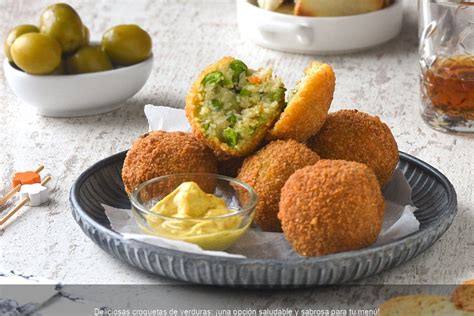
103 105 420 259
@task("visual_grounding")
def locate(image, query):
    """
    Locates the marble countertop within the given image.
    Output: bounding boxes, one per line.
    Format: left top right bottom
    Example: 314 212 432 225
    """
0 0 473 306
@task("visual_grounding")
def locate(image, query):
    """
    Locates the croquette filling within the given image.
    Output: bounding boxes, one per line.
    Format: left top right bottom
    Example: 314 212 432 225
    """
197 59 285 149
287 62 321 104
287 83 301 104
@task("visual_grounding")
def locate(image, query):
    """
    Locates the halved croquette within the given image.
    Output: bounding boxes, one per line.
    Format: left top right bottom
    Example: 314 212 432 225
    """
186 56 286 157
269 61 335 142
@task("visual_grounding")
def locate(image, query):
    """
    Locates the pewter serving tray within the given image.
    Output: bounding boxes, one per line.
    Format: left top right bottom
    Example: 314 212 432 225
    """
70 151 457 287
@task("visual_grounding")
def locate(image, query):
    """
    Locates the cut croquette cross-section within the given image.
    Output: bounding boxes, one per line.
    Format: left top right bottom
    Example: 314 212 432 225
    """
269 61 336 142
278 160 384 257
186 56 286 158
237 140 320 232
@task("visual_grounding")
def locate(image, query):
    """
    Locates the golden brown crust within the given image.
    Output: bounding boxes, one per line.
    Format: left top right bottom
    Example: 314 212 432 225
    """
269 61 335 142
237 140 320 232
185 56 284 158
379 295 472 315
122 131 218 194
452 280 474 312
294 2 314 17
307 109 399 187
278 160 384 256
295 0 384 17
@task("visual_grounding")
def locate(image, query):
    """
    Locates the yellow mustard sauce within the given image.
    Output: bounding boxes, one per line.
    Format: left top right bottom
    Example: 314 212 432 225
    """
140 181 250 250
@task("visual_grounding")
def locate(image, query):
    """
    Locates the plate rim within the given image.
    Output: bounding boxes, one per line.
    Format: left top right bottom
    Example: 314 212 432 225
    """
69 151 457 267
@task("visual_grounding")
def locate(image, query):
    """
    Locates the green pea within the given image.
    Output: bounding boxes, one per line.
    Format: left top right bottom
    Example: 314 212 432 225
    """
222 79 233 87
240 87 251 97
202 122 210 131
230 59 248 82
223 127 239 147
202 71 224 86
268 88 285 102
227 113 238 125
211 99 224 110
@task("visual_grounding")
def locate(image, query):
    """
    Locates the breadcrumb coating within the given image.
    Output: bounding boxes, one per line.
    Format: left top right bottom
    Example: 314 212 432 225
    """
379 295 471 316
452 280 474 312
308 109 399 187
279 160 384 256
122 131 218 194
237 140 320 232
269 61 335 142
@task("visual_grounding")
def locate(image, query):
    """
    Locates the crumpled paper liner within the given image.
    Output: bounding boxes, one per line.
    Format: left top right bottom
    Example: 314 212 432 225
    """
102 105 420 259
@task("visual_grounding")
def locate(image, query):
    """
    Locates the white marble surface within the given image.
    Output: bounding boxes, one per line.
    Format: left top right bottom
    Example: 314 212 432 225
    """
0 0 473 292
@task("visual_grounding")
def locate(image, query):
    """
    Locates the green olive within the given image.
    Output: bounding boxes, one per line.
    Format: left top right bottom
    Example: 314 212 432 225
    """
81 25 90 47
66 46 113 74
11 33 61 75
102 24 152 66
39 3 83 54
4 25 39 62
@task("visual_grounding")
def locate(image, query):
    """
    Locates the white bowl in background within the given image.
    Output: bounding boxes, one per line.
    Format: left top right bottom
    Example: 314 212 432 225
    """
4 55 153 117
236 0 403 54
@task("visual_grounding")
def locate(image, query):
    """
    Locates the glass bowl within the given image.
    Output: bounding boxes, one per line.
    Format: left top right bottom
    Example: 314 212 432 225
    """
130 173 257 251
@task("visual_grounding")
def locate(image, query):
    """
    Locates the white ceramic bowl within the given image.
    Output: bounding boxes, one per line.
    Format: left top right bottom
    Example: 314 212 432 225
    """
4 55 153 117
236 0 403 54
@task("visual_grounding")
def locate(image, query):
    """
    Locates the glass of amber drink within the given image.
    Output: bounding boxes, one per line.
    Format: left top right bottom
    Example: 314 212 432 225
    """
419 0 474 133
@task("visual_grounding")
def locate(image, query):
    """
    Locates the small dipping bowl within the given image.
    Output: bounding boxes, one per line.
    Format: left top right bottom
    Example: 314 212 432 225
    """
4 46 153 117
130 173 257 251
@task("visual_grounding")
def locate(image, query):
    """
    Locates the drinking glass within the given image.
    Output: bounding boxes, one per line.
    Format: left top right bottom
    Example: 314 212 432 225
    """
419 0 474 133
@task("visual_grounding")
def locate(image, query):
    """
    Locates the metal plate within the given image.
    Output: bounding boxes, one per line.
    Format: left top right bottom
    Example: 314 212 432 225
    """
69 151 457 287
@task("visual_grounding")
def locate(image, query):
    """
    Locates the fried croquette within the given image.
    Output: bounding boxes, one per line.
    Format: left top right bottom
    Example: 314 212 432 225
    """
379 295 472 316
278 160 384 257
186 56 286 158
237 140 320 232
452 280 474 312
269 61 335 142
122 131 218 194
295 0 384 17
308 109 399 187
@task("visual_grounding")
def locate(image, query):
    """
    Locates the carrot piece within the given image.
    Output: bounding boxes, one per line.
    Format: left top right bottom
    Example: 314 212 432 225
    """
12 171 41 188
248 75 261 84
